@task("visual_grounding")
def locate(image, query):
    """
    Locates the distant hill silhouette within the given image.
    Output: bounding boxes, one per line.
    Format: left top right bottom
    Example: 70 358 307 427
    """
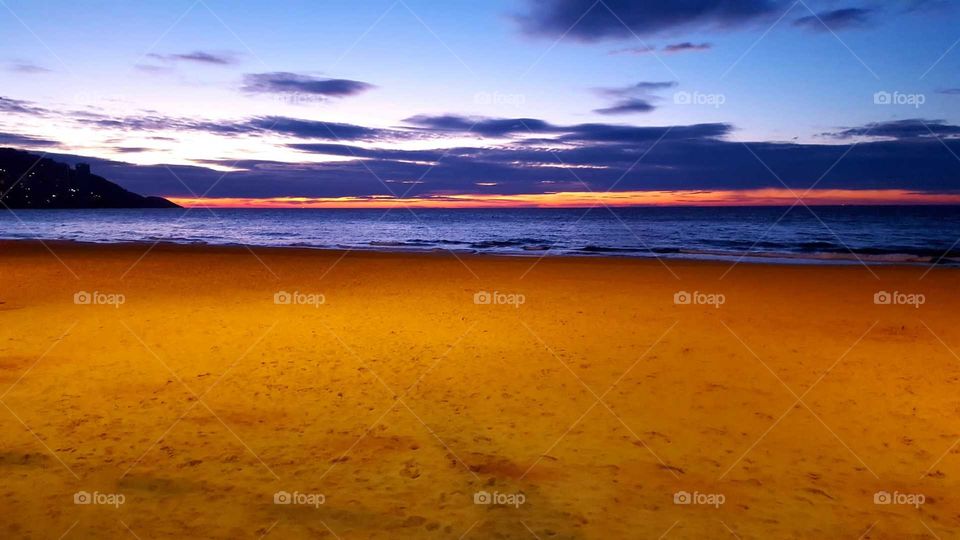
0 148 180 209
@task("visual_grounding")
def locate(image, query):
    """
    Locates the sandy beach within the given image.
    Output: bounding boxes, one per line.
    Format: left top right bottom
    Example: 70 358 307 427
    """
1 240 958 539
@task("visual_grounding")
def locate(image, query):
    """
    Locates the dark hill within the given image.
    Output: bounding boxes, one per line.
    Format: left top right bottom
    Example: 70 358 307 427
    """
0 148 180 209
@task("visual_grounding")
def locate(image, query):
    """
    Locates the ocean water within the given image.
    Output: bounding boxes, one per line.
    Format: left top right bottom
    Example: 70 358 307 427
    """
1 206 959 265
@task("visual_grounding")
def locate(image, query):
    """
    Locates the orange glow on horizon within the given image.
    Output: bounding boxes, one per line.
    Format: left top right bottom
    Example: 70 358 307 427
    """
168 188 960 209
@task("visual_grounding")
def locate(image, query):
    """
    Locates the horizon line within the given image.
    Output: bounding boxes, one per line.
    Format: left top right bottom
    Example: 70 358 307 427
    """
167 188 960 209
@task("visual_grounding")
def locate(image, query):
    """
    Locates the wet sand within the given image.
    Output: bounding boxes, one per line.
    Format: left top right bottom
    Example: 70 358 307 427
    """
1 240 958 539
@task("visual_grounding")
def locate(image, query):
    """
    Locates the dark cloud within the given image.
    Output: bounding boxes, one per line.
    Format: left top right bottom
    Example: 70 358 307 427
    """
23 115 960 199
608 45 655 55
592 81 676 115
596 81 677 97
51 106 788 155
517 0 784 40
70 113 240 134
824 119 960 140
68 111 398 141
557 122 731 142
0 96 49 116
593 98 656 115
403 115 558 137
20 108 959 199
147 50 239 65
610 42 711 55
793 8 873 31
7 62 52 74
74 135 960 199
0 132 58 147
403 114 731 142
60 99 705 144
0 133 53 148
241 72 375 97
245 116 398 141
938 88 960 95
0 97 36 114
610 41 713 55
663 42 712 53
288 143 448 162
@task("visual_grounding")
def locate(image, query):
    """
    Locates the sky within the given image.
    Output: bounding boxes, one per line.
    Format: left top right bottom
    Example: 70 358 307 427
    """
1 0 959 207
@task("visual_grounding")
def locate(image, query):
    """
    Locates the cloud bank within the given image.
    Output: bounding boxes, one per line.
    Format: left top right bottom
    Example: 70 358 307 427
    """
9 111 956 200
517 0 784 40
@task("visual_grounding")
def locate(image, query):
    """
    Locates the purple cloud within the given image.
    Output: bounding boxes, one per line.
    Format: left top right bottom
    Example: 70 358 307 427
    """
241 72 375 97
793 8 873 31
663 42 712 53
147 51 239 65
517 0 784 40
593 98 656 115
7 62 52 74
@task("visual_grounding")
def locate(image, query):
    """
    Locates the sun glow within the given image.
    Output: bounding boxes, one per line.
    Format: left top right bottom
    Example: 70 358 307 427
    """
168 188 960 209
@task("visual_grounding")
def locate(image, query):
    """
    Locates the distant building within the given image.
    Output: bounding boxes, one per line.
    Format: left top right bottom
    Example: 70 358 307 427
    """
75 163 91 176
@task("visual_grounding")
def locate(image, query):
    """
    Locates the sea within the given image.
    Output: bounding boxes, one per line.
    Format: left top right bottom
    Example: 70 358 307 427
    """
1 206 959 265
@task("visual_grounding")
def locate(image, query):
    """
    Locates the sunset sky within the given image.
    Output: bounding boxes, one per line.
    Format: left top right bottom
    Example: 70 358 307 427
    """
2 0 959 206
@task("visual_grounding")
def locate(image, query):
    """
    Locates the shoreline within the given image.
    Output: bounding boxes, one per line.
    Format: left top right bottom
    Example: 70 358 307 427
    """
1 238 953 269
2 237 959 538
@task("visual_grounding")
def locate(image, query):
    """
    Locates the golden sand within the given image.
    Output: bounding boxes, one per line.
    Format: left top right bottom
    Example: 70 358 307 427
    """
1 240 958 539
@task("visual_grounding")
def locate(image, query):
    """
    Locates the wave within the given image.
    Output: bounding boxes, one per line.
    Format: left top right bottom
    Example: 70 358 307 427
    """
367 240 434 247
676 248 941 264
578 245 643 253
469 238 551 249
2 206 959 266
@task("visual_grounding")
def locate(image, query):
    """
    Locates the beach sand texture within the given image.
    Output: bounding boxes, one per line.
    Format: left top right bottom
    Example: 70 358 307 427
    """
1 241 958 539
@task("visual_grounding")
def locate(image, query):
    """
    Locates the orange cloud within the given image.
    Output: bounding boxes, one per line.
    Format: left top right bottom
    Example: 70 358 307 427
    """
168 189 960 209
